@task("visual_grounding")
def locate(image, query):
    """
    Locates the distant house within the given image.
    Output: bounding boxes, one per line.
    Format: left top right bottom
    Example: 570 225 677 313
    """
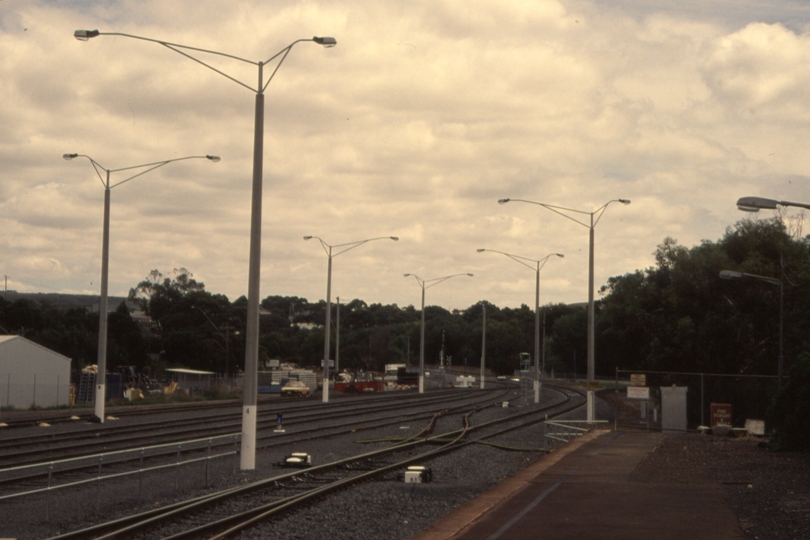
0 335 71 408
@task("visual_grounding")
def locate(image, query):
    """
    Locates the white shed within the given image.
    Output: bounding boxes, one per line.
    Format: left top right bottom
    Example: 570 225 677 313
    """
0 335 71 408
166 368 216 393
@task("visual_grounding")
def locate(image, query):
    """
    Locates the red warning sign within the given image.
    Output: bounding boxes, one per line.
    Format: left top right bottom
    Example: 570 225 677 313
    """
710 403 732 426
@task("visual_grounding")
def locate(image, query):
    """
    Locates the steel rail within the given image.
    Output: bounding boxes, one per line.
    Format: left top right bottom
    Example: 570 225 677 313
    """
0 388 504 465
165 388 583 540
47 384 581 540
1 388 512 493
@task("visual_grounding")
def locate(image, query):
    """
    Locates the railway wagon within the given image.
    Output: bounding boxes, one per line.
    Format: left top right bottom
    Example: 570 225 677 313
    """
334 380 384 393
396 367 419 386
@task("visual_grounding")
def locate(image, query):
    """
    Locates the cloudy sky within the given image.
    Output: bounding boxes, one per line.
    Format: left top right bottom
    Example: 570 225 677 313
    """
2 0 809 312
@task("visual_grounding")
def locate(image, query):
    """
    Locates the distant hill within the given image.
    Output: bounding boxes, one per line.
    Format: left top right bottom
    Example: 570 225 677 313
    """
2 291 136 313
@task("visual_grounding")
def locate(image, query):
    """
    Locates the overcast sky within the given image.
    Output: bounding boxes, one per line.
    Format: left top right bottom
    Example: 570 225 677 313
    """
2 0 809 312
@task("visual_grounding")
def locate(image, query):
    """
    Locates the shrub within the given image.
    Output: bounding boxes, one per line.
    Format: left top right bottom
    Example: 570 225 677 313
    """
768 352 810 453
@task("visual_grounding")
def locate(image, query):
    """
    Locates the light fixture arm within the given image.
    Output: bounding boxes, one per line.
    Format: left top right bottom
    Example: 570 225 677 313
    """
737 196 810 213
478 248 564 273
499 197 630 229
422 273 474 290
74 31 334 94
305 235 398 258
65 154 219 189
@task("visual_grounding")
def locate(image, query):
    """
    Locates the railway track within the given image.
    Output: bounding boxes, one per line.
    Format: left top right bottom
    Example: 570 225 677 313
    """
0 388 509 467
0 385 518 495
43 384 585 539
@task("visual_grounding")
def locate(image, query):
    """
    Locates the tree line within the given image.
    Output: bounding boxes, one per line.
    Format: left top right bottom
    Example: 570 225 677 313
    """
2 218 808 381
2 218 808 450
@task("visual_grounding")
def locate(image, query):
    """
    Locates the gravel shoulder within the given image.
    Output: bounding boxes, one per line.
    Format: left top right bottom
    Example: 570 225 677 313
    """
4 391 807 540
631 432 810 540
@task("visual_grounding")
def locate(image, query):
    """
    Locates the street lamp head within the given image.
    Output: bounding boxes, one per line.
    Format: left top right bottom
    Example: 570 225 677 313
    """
466 273 474 277
720 270 743 280
618 199 631 205
476 248 486 253
205 155 221 162
737 196 778 212
498 198 510 205
313 36 337 48
62 153 78 160
403 273 411 277
303 236 313 240
555 253 564 258
390 236 399 241
74 29 100 41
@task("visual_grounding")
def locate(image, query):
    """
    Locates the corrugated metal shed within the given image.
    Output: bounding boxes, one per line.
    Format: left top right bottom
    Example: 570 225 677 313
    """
0 335 71 408
165 368 216 391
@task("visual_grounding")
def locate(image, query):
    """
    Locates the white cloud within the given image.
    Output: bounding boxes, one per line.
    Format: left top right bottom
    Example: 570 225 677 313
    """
1 0 809 311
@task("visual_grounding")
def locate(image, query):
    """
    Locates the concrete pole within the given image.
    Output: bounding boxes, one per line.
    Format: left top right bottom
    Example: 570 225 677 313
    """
534 264 541 404
322 250 333 403
94 173 111 423
587 215 596 422
419 285 426 394
240 79 264 471
335 296 340 376
480 303 486 390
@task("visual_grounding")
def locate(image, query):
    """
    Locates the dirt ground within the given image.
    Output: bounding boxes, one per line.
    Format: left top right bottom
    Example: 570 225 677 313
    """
631 432 810 539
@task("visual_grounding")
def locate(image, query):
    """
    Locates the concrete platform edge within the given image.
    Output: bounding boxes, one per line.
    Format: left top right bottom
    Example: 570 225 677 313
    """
410 429 609 540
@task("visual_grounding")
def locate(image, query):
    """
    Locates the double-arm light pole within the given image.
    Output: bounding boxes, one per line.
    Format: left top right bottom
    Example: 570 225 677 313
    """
498 197 629 421
304 236 399 403
75 29 336 469
477 249 563 403
732 194 810 389
403 273 474 394
63 153 219 423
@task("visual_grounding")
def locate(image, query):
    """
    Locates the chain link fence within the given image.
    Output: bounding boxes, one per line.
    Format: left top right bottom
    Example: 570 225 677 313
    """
611 369 779 432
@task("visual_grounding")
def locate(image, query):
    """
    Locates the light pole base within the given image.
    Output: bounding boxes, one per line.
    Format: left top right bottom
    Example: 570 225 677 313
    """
94 383 106 424
240 405 256 470
586 390 595 423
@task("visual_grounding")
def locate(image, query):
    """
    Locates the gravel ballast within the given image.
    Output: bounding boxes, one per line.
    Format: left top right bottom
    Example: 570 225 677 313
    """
2 391 808 540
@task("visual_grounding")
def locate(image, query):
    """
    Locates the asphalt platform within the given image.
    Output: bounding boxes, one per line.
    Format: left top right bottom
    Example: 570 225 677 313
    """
411 430 745 540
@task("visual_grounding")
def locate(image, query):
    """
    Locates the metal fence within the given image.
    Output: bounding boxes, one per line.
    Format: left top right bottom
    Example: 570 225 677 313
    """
0 433 240 519
612 369 779 432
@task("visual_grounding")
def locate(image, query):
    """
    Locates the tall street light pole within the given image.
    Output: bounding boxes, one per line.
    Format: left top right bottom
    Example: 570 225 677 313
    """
480 302 486 390
735 195 808 388
498 197 629 421
335 296 340 377
477 249 563 403
403 273 474 394
304 236 399 403
75 29 335 469
63 153 219 423
720 270 784 387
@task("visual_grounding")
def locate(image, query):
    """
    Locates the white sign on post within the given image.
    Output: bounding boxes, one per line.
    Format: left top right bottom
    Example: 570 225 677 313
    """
627 386 650 400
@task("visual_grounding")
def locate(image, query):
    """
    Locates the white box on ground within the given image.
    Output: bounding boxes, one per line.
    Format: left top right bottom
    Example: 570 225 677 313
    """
404 471 423 483
745 419 765 436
